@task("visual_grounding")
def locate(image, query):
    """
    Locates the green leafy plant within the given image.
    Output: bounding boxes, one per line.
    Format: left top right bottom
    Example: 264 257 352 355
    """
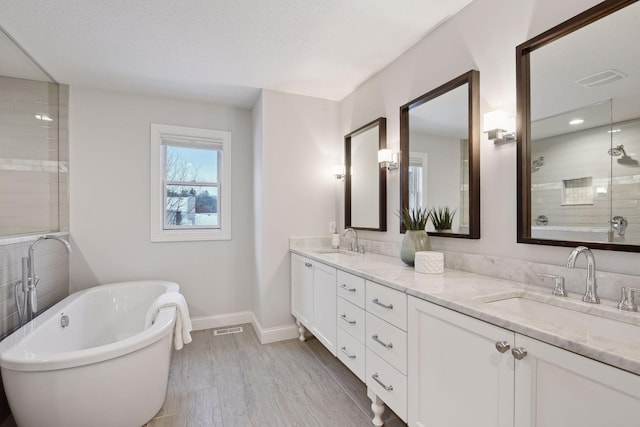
397 207 431 230
430 206 457 230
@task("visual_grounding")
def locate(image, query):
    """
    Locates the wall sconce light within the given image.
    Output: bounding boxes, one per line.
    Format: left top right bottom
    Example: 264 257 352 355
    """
334 165 345 180
484 110 515 144
378 149 398 170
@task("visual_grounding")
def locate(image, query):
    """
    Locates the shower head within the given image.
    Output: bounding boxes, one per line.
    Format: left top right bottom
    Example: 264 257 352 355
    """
608 144 626 156
532 156 544 171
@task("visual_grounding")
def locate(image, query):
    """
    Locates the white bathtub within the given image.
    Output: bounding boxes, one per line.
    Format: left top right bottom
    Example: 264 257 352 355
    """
0 280 179 427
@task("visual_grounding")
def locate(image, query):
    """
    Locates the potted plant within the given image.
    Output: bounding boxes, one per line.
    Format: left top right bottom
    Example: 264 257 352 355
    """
430 206 456 232
398 207 432 266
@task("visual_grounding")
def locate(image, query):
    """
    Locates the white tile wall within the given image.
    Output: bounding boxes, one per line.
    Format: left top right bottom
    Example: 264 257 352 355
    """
532 120 640 244
0 77 69 339
0 76 68 237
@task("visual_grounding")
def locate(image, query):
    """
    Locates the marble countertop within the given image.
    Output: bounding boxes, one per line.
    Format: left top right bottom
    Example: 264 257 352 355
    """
290 247 640 376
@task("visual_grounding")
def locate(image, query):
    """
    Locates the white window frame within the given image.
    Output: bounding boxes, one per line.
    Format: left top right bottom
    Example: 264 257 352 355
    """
150 123 231 242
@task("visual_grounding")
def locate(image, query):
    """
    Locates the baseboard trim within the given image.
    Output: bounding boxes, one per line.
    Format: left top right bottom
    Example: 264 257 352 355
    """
191 311 253 331
251 313 299 344
191 311 299 344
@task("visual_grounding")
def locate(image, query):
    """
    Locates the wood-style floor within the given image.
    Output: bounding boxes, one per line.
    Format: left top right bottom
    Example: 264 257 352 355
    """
145 324 406 427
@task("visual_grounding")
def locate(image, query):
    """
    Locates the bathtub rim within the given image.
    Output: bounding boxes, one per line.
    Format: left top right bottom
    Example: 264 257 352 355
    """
0 280 179 372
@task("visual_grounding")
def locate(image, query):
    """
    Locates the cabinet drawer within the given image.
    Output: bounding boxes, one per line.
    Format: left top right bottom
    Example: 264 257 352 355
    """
366 312 407 374
337 297 365 343
337 270 365 308
366 349 407 422
366 281 407 331
337 327 366 382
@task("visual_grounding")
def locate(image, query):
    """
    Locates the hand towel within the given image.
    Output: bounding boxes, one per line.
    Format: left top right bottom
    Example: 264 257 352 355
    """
145 292 193 350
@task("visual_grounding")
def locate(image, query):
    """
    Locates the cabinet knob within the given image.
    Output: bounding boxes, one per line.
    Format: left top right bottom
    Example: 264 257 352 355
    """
511 347 528 360
495 341 511 353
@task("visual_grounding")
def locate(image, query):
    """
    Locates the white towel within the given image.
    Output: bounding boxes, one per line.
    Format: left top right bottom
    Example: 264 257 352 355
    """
145 292 193 350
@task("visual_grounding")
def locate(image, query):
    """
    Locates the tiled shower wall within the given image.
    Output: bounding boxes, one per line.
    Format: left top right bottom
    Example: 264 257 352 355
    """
531 120 640 244
0 77 70 421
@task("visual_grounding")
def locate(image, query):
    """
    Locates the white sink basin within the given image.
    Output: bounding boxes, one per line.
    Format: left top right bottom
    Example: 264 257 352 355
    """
483 293 640 344
313 249 359 256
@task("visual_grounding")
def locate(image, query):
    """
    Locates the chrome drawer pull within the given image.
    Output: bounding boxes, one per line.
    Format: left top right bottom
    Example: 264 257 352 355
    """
372 373 393 391
340 346 356 359
340 314 356 324
372 298 393 310
371 334 393 349
340 283 356 292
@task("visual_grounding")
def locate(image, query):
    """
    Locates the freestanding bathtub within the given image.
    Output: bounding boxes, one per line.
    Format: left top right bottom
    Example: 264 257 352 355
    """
0 280 179 427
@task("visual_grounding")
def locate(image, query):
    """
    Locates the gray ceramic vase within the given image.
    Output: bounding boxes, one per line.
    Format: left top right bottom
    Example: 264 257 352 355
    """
400 230 431 266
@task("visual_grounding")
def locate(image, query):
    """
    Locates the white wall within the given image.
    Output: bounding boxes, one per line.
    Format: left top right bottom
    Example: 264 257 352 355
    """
69 87 256 319
254 90 339 329
339 0 640 276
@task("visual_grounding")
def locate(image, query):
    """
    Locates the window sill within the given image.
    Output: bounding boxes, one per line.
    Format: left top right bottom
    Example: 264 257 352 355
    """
150 229 231 243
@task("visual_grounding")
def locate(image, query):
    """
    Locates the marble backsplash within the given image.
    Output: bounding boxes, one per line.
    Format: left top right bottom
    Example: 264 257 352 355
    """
289 236 640 303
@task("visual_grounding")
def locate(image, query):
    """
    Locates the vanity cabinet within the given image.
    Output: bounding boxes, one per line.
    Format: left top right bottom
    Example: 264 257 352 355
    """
408 296 640 427
514 335 640 427
291 254 337 355
365 280 408 423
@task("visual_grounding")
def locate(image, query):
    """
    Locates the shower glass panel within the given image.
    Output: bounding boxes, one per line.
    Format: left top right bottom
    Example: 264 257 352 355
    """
0 27 67 237
530 99 640 244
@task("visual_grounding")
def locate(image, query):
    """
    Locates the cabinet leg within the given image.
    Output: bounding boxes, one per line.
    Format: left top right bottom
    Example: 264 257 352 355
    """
296 320 307 342
367 388 385 426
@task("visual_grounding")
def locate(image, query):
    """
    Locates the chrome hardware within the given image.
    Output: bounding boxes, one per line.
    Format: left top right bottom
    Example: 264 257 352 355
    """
539 274 567 297
340 283 356 292
343 228 360 253
566 246 599 304
617 287 640 312
371 298 393 310
495 341 511 353
610 216 628 237
371 334 393 349
340 346 356 359
511 347 528 360
372 373 393 391
60 313 70 328
340 314 356 324
15 235 71 327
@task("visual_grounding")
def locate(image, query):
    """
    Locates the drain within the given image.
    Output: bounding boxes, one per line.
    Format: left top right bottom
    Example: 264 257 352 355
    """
213 326 244 336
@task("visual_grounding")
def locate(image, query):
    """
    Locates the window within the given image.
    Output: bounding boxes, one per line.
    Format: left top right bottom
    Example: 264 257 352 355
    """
150 124 231 242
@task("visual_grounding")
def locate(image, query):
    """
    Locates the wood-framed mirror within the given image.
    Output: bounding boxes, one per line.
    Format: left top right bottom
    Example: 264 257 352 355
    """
399 70 480 237
517 0 640 252
345 117 387 231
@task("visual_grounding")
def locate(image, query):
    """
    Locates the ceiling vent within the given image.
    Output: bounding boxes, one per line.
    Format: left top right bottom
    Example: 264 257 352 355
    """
575 69 627 88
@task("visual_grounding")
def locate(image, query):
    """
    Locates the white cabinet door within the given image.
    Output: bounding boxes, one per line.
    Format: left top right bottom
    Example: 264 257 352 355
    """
312 261 337 355
514 334 640 427
291 254 314 329
408 296 514 427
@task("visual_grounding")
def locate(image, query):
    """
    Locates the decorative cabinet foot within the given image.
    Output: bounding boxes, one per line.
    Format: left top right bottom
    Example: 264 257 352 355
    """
296 320 308 342
367 388 386 426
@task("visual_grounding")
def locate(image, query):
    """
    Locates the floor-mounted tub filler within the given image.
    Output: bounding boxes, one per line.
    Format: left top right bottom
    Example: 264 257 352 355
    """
0 280 192 427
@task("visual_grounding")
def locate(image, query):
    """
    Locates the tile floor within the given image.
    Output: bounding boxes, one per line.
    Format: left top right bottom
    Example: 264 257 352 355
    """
145 324 406 426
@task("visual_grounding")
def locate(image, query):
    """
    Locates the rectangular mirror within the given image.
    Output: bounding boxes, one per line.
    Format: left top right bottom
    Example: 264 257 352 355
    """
345 117 387 231
517 0 640 252
400 70 480 237
0 26 67 237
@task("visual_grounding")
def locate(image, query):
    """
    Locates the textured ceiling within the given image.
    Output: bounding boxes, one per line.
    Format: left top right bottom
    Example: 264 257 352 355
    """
0 0 474 107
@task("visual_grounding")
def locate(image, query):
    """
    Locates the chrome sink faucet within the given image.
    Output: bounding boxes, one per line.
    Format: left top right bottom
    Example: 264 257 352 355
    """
566 246 599 304
343 228 363 253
